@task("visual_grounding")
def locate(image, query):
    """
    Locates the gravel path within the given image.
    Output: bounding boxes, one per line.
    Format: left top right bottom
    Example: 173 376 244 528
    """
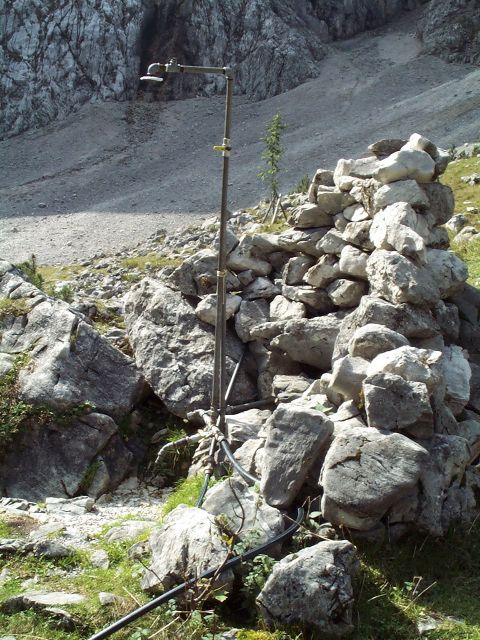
1 10 479 265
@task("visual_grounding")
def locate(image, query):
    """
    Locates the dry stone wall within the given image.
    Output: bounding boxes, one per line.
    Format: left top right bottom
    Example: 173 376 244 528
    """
127 132 480 546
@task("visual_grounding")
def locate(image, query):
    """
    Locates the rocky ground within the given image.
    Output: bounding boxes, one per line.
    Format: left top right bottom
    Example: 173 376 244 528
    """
1 7 479 265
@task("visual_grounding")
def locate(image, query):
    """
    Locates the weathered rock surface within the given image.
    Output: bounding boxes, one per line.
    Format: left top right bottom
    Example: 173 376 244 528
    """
257 540 360 637
321 426 428 530
203 477 284 545
141 505 233 593
0 262 143 416
0 413 133 501
124 279 256 417
261 403 333 508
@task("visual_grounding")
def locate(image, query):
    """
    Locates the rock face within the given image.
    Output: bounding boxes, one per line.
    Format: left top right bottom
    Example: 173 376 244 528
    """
1 0 428 137
418 0 480 64
257 540 360 637
124 279 256 418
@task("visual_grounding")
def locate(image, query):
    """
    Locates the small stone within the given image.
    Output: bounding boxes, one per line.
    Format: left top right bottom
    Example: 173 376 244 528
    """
90 549 110 569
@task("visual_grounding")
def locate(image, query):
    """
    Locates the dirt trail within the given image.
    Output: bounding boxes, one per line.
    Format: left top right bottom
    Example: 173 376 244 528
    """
1 9 479 265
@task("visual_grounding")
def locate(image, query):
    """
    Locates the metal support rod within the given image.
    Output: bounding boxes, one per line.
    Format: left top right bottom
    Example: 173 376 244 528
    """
141 59 234 439
211 74 233 436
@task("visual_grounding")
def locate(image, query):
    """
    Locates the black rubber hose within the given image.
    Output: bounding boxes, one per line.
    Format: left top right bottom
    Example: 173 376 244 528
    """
195 471 212 508
219 439 259 486
87 506 305 640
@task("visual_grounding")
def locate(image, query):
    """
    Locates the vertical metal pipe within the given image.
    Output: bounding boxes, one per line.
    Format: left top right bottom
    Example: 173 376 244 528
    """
211 73 233 435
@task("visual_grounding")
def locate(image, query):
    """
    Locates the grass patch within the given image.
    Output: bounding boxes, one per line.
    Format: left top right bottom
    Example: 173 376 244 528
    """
450 235 480 288
352 520 480 639
0 353 95 449
161 475 212 516
0 297 30 319
120 253 183 271
442 156 480 216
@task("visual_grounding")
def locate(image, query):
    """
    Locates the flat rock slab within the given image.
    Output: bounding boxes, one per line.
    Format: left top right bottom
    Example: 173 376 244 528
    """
1 591 85 613
261 403 333 508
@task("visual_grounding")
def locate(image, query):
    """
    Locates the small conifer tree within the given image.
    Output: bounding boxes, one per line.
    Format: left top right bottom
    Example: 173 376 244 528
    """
258 113 287 204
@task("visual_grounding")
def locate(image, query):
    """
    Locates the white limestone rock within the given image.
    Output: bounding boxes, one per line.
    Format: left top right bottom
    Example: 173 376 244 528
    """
373 149 436 183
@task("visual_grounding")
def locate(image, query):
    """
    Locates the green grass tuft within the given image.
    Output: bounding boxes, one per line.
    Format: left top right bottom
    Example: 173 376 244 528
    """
161 475 212 516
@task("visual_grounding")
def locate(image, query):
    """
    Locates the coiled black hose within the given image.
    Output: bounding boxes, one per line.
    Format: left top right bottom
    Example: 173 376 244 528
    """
88 506 304 640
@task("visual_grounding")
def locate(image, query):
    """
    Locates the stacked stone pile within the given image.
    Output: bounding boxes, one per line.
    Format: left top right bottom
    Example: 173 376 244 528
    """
132 134 480 633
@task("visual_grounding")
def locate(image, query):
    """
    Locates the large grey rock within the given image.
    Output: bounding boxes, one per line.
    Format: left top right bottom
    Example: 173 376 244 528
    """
141 506 233 593
125 280 255 418
304 254 340 288
329 356 369 402
257 540 359 637
271 314 342 371
367 346 443 393
348 323 409 360
272 374 314 402
370 207 426 258
243 277 280 300
373 179 430 212
334 156 381 182
327 278 368 308
0 266 143 416
225 409 271 450
363 373 433 438
261 403 333 508
227 237 273 276
439 346 471 416
195 293 241 326
283 255 316 285
366 249 467 305
269 295 306 321
277 228 329 257
0 413 132 501
321 426 428 530
333 295 440 362
315 190 355 215
168 249 239 296
289 203 333 228
317 229 348 255
422 182 455 225
203 477 284 545
339 245 369 279
373 149 436 183
235 299 270 342
417 435 472 536
342 220 374 251
282 284 334 313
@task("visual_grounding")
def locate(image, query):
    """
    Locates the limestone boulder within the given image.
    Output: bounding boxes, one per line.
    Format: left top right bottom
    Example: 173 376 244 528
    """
168 249 240 296
329 355 369 402
348 323 409 360
304 254 340 288
332 295 439 362
321 426 428 530
0 413 132 501
227 237 273 276
195 293 241 326
373 149 436 183
141 506 234 593
338 245 369 279
277 228 329 257
317 229 348 255
342 220 374 251
366 250 429 305
235 299 270 342
289 203 333 228
283 255 316 285
125 280 255 418
282 284 334 314
439 346 471 416
373 179 429 212
367 346 443 394
327 279 368 308
269 295 306 321
261 403 333 508
363 373 434 438
0 266 143 417
257 540 359 637
203 477 284 545
271 314 342 371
